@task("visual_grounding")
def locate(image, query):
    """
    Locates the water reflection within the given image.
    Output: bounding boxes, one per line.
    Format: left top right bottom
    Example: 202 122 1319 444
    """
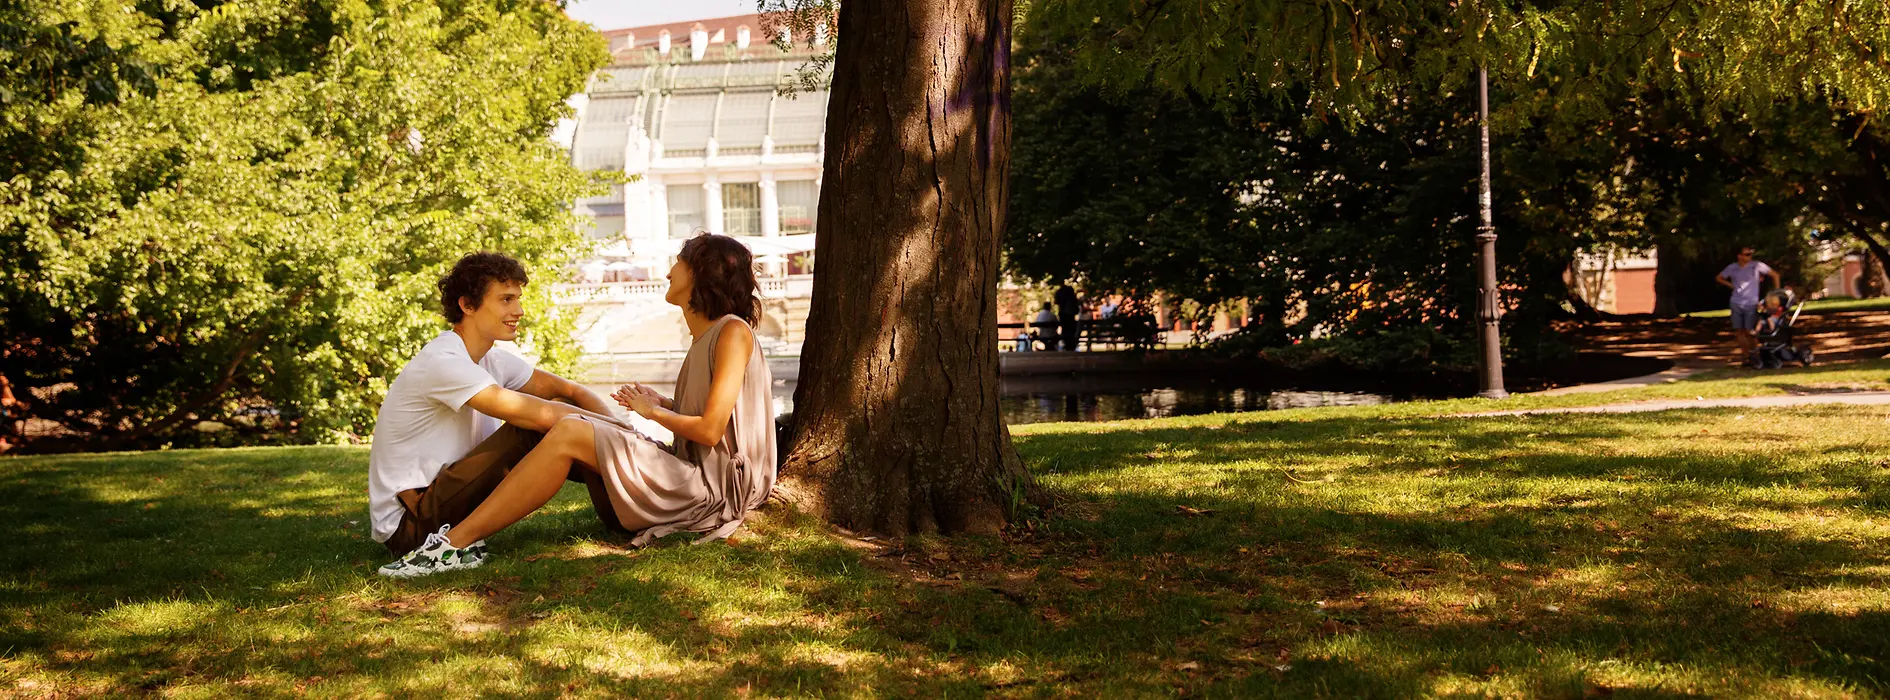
589 375 1403 430
998 386 1394 424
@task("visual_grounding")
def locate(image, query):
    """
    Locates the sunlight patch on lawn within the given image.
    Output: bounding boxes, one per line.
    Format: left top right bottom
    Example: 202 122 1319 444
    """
1772 583 1890 616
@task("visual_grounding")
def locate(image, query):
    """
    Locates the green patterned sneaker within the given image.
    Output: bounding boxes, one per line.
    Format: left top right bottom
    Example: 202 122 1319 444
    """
378 525 484 578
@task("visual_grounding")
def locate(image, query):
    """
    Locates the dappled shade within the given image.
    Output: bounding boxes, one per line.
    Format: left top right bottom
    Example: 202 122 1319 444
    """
3 364 1888 694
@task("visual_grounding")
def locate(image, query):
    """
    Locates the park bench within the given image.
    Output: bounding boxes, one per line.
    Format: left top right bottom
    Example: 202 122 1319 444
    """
997 321 1064 351
997 315 1159 351
1080 315 1160 350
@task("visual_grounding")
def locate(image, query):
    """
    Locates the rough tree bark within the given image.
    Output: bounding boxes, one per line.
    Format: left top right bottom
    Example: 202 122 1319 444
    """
780 0 1031 536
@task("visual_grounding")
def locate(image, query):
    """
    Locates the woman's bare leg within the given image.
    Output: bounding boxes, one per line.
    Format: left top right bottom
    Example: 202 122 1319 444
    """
444 417 597 549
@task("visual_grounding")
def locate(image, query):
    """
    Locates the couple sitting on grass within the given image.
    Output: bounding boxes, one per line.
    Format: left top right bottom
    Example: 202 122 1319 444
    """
368 234 776 578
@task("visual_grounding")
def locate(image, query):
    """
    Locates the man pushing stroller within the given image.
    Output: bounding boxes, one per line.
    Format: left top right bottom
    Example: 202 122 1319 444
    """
1716 246 1781 364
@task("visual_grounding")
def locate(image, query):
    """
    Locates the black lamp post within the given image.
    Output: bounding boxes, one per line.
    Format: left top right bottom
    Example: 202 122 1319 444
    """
1475 65 1509 399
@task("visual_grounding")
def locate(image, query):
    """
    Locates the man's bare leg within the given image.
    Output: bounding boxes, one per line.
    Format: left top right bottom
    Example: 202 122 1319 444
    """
1736 330 1757 362
444 416 598 549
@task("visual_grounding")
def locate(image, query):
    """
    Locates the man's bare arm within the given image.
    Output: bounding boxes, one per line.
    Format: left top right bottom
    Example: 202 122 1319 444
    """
517 369 613 416
464 385 613 433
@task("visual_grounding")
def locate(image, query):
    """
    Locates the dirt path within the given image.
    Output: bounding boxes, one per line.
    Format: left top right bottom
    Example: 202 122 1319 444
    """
1460 391 1890 417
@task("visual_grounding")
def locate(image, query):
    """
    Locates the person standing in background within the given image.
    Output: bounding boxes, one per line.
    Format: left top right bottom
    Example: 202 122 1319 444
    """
1715 246 1781 365
1054 284 1081 351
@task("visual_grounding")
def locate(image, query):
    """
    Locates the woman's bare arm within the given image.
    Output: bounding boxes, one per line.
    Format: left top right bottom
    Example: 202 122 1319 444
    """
627 323 754 447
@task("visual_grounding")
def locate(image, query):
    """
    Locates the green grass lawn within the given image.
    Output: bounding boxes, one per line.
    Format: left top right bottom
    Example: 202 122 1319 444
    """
3 368 1889 696
1281 358 1890 420
1685 295 1890 318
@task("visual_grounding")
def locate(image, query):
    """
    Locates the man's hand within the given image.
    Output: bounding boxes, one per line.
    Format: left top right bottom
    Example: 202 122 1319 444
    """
519 369 612 416
464 385 610 433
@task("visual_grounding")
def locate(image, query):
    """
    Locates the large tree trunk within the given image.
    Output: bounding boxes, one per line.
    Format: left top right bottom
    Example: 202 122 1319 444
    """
781 0 1029 536
1651 244 1685 318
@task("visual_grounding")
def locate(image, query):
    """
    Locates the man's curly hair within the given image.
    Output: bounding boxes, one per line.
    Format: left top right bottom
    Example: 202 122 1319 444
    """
439 252 529 323
676 234 760 326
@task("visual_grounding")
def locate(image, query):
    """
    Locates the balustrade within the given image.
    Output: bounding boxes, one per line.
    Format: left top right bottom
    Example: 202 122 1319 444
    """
556 277 797 304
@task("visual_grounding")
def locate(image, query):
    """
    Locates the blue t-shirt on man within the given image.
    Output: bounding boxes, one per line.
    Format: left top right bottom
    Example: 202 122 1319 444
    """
1719 261 1774 309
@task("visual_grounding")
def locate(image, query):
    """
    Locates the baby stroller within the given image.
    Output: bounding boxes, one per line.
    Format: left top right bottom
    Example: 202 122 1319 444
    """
1749 289 1814 369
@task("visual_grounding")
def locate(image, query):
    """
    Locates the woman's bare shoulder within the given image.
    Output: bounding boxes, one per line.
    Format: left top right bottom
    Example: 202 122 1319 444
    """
713 318 755 358
718 317 755 342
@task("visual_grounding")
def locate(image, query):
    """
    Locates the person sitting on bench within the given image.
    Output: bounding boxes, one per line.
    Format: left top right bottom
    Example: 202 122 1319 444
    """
1031 302 1060 351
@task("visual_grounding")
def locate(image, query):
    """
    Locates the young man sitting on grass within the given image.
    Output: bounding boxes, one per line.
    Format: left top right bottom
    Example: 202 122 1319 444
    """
368 252 621 576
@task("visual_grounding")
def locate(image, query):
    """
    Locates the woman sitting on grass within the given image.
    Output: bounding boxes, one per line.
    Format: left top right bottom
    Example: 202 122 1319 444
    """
380 234 778 577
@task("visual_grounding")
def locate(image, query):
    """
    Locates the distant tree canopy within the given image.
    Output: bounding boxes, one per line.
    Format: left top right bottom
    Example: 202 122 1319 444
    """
1009 37 1634 365
1007 1 1890 368
1031 0 1890 122
0 0 609 448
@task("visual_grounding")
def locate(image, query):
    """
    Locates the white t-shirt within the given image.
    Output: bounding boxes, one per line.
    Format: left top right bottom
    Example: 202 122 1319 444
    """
366 330 534 542
1719 261 1774 308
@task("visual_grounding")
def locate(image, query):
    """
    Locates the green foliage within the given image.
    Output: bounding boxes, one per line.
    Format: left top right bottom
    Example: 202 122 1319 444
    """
1009 31 1640 363
1008 19 1889 366
1242 326 1479 373
0 0 610 446
1029 0 1890 123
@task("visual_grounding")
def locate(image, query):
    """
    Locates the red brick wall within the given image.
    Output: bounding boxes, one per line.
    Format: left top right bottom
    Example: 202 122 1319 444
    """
1613 268 1657 314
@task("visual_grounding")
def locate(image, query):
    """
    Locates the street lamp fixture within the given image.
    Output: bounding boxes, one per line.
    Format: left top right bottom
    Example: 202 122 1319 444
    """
1475 65 1509 399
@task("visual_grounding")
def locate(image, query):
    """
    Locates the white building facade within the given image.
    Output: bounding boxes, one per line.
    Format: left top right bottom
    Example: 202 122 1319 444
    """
569 14 830 275
557 14 832 360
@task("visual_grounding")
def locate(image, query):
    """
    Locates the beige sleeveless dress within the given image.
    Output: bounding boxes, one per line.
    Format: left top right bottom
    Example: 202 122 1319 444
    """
582 316 777 546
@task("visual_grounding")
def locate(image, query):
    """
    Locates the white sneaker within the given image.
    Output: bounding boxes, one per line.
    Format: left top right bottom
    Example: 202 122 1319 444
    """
378 525 485 578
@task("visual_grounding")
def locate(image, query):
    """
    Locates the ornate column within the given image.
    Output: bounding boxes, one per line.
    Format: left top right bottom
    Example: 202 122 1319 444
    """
758 174 783 277
759 174 780 238
702 175 722 235
647 175 669 240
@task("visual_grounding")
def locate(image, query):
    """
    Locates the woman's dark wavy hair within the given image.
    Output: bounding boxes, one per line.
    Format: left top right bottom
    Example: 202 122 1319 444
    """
439 252 529 323
677 234 760 325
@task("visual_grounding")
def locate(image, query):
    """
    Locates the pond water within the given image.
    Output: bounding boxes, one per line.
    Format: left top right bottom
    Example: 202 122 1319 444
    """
588 373 1409 440
994 373 1408 424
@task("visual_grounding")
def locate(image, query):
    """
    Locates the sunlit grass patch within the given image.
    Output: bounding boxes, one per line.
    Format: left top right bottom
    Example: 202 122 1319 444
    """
1687 296 1890 317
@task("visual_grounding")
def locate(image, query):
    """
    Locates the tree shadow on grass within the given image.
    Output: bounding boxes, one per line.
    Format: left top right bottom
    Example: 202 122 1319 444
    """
0 448 1010 694
1001 485 1890 695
